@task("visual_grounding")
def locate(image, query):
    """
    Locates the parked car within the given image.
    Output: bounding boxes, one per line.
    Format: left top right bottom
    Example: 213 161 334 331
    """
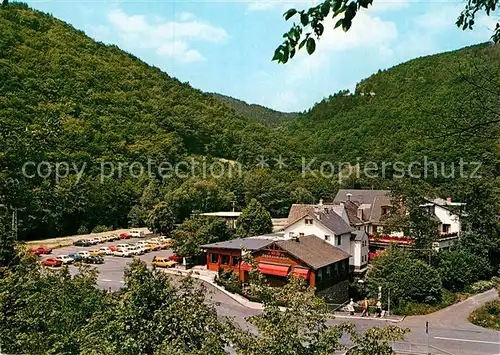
89 237 101 245
135 241 151 252
113 247 133 257
73 239 91 247
107 245 118 252
127 245 143 256
168 254 182 262
163 238 175 248
82 255 104 264
147 242 161 251
55 255 74 265
41 257 62 267
30 246 52 255
99 247 114 255
77 251 91 258
119 233 131 239
116 243 130 249
152 256 177 268
69 253 82 262
129 230 145 238
89 249 105 256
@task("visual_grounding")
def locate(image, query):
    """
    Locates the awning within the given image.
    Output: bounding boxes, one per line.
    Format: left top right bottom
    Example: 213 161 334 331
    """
239 262 251 271
258 263 290 277
292 267 310 279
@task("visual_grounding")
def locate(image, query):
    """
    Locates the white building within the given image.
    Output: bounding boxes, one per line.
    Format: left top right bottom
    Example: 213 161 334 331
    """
279 201 369 274
419 198 465 236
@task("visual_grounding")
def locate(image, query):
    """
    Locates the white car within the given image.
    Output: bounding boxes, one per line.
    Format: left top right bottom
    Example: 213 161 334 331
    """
113 247 133 257
127 245 143 256
88 237 100 245
77 251 91 258
99 247 113 255
56 255 74 264
129 230 145 238
116 243 129 249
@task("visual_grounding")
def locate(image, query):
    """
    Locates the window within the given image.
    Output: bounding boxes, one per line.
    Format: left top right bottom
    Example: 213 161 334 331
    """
210 253 219 264
336 235 342 246
325 235 331 241
299 233 305 237
442 224 451 233
305 218 313 225
317 268 323 282
232 256 240 266
221 255 230 265
326 265 331 277
334 263 339 274
381 206 390 215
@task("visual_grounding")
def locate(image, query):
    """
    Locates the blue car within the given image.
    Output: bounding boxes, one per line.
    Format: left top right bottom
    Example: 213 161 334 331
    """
69 253 82 262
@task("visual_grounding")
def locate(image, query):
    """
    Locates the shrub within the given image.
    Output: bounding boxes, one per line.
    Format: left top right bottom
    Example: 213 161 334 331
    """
437 250 492 291
91 225 112 233
469 299 500 330
215 269 242 294
77 225 89 235
366 246 443 307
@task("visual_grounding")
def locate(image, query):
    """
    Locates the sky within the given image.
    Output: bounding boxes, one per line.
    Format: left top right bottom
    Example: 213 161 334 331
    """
24 0 497 112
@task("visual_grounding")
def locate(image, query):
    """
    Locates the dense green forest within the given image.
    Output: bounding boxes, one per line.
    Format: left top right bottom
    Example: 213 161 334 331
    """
211 93 299 127
0 3 498 240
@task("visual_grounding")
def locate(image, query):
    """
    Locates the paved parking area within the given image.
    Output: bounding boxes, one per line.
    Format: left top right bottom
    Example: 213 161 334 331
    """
44 237 175 290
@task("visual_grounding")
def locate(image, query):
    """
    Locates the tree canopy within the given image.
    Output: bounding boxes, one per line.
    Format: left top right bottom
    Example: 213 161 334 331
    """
236 199 273 238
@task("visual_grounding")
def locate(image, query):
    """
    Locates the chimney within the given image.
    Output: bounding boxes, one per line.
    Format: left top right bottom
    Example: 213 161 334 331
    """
293 235 300 242
346 193 352 202
446 197 452 203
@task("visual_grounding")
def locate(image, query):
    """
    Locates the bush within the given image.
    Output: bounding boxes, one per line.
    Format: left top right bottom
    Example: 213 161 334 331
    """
437 250 492 291
392 290 460 316
215 269 242 294
91 225 112 233
77 225 89 235
469 299 500 330
366 246 443 307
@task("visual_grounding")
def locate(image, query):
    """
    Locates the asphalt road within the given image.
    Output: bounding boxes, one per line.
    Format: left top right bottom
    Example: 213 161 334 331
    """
45 241 499 355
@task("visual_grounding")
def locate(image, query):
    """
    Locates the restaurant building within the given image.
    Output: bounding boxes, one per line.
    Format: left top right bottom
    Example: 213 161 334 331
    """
200 234 351 302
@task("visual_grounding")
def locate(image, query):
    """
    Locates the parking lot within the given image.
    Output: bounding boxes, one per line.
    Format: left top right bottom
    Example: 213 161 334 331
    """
41 236 176 290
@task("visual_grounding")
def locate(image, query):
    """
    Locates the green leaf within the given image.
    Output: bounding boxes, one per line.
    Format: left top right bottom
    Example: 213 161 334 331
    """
342 18 352 32
299 38 308 50
335 18 343 29
272 48 283 61
306 37 316 55
283 8 297 20
359 0 373 9
321 1 331 16
300 12 309 26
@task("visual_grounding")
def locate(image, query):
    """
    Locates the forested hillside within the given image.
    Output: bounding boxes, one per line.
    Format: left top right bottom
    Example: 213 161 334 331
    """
0 3 498 240
211 93 299 127
285 44 499 176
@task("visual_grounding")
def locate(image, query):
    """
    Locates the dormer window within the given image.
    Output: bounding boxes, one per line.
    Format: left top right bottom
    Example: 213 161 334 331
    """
381 206 390 215
305 218 314 225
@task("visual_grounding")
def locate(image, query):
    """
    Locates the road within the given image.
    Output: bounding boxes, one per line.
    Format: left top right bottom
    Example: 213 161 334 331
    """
48 241 499 355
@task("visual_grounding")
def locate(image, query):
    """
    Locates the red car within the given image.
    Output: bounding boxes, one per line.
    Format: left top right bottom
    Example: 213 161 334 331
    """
30 246 52 255
119 233 131 239
41 257 62 267
107 245 118 252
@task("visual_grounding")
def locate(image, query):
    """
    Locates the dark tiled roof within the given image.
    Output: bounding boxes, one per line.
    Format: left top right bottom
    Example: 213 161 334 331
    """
334 189 392 224
200 237 273 251
276 235 350 269
352 230 368 241
287 204 353 235
342 200 363 225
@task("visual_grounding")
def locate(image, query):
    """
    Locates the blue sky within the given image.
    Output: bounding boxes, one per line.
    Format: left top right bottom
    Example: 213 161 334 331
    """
25 0 497 112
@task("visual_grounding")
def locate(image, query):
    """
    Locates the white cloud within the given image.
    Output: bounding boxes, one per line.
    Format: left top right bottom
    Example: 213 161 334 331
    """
247 0 411 12
285 12 398 82
101 9 228 63
157 41 206 63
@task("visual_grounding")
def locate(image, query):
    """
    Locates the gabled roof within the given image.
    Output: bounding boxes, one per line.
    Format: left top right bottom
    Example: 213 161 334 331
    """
352 230 368 241
334 189 392 224
286 204 353 235
275 235 350 270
